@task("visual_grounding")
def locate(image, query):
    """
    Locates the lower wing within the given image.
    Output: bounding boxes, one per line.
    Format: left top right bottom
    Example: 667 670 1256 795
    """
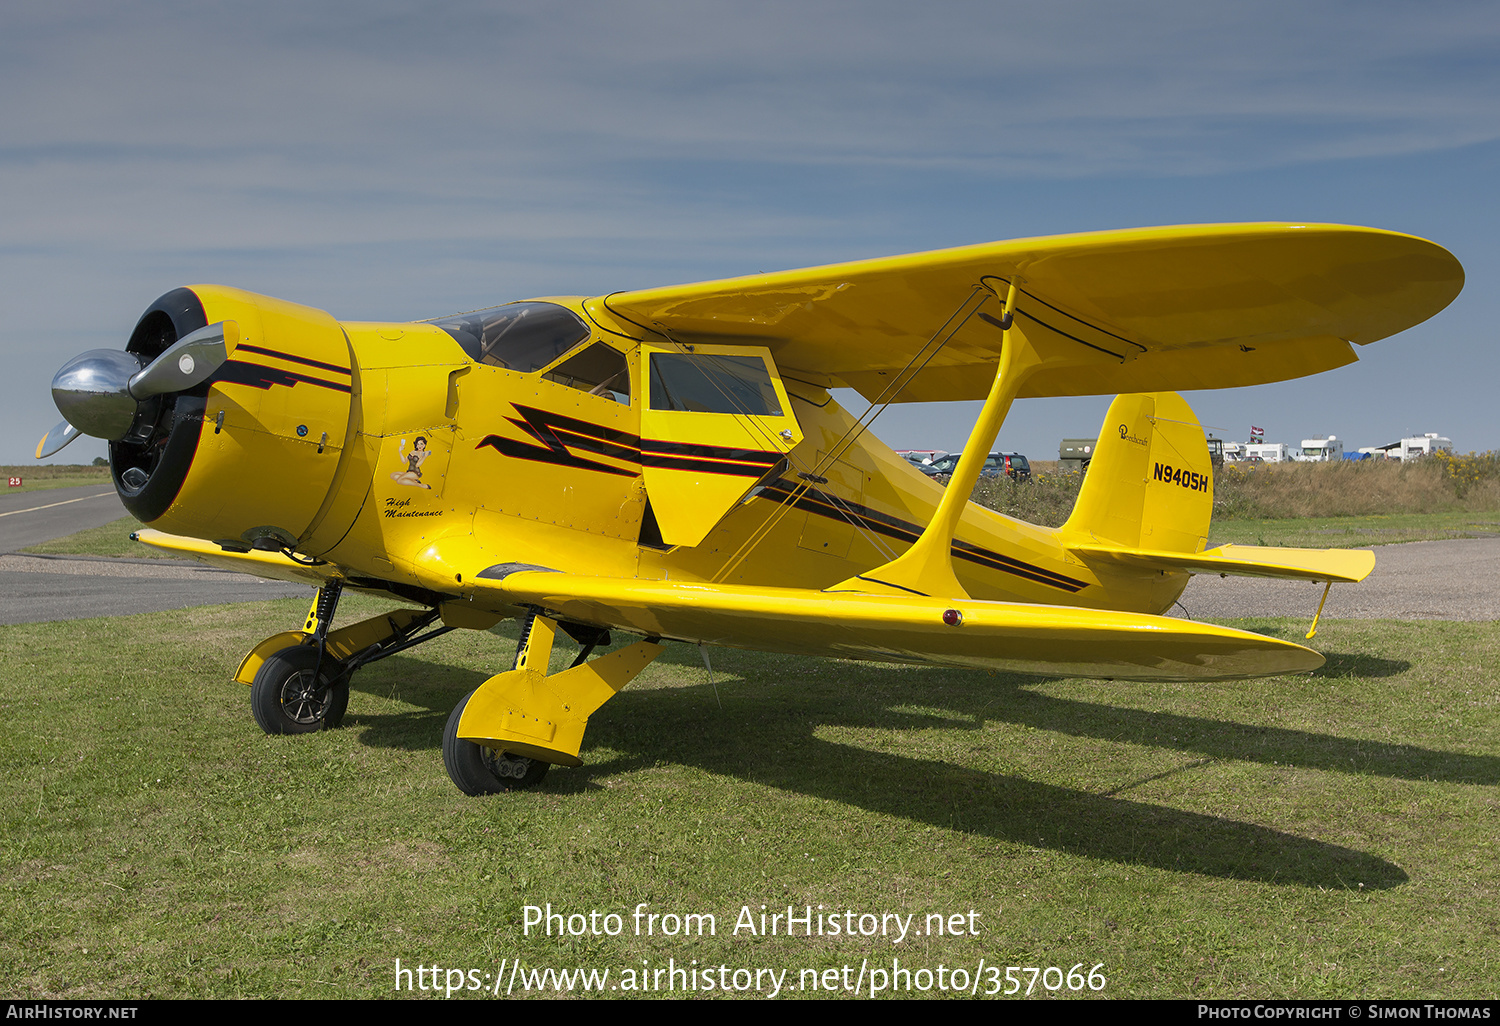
467 567 1323 682
134 528 335 586
137 529 1327 681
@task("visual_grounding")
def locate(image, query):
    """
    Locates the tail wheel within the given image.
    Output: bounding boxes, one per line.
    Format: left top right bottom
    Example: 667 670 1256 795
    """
442 689 550 795
250 645 349 735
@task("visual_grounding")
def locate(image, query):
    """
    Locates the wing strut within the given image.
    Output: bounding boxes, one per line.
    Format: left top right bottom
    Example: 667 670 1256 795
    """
828 280 1040 599
1305 581 1333 639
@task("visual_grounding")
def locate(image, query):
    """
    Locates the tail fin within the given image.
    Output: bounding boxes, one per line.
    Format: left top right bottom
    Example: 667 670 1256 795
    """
1060 391 1212 555
1061 392 1375 585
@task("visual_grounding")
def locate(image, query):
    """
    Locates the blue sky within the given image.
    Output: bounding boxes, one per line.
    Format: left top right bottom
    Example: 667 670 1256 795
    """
7 1 1498 464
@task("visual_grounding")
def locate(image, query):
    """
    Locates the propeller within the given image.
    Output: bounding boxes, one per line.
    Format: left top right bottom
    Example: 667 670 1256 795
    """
37 321 234 458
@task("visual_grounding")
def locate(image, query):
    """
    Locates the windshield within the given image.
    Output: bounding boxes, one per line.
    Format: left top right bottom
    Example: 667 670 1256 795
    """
429 302 590 373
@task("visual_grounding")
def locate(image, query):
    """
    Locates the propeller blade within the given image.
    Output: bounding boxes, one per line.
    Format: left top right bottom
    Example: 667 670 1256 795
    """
127 320 234 399
36 419 82 459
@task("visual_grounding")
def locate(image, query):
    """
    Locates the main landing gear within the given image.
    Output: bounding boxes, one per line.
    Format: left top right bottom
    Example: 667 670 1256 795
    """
441 692 551 794
250 645 349 734
439 611 664 796
239 579 456 734
237 584 665 796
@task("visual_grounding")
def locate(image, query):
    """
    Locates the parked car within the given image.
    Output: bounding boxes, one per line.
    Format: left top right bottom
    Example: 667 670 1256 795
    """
897 449 948 467
999 452 1031 482
919 451 1031 482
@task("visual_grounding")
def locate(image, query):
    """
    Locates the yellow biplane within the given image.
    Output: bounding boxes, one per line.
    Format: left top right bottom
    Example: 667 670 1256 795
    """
37 223 1462 795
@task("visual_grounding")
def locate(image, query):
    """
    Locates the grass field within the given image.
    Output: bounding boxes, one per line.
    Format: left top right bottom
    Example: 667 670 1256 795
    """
968 457 1500 548
1206 511 1500 548
20 517 174 559
6 459 1497 999
1 595 1496 999
1 465 111 495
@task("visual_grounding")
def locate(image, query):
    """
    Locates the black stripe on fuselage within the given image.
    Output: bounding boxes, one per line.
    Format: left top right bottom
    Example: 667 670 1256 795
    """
758 478 1088 593
216 360 353 394
476 432 637 477
478 404 638 478
483 404 640 476
233 344 352 376
639 453 773 476
477 404 783 478
508 406 642 465
638 436 783 477
470 406 1084 592
639 438 783 466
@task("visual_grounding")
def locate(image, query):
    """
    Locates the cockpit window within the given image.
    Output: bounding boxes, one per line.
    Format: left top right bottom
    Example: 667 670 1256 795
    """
648 353 783 415
542 342 630 404
429 302 590 373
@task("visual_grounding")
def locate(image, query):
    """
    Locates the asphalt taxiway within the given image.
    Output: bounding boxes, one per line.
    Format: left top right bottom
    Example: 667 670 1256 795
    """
0 483 309 625
1178 537 1500 622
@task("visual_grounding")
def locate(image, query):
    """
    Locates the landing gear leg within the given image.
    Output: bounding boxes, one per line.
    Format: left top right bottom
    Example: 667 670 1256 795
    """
249 581 348 734
442 611 663 796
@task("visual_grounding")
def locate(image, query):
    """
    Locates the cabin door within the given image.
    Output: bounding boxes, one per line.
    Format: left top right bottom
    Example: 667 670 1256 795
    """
638 343 803 547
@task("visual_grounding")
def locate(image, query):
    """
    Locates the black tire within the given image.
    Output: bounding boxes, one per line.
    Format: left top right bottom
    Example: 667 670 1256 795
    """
442 689 550 795
250 645 349 735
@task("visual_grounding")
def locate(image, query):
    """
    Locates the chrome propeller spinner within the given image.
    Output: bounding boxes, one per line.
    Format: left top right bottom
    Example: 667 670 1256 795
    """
37 321 233 458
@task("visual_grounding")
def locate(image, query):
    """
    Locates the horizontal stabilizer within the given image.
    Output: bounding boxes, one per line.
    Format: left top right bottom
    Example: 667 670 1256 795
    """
1069 542 1375 583
468 569 1323 681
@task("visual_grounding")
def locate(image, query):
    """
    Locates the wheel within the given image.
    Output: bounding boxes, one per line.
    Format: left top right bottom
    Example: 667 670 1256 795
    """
442 689 550 795
250 645 349 735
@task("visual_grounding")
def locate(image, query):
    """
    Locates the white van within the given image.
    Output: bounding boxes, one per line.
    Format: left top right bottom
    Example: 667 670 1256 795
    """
1296 436 1344 462
1244 443 1292 463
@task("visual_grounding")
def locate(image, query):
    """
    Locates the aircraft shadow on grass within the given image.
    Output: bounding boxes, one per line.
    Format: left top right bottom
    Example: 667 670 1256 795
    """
328 645 1500 890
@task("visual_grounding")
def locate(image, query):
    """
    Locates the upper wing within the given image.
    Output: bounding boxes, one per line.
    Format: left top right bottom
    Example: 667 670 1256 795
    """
467 567 1323 682
595 223 1463 402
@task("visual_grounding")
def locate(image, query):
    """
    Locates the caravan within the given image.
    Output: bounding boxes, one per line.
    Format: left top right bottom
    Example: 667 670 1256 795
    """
1296 436 1344 462
1245 442 1293 463
1399 434 1453 460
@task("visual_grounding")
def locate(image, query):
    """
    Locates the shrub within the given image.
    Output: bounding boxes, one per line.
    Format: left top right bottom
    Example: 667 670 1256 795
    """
1431 451 1500 500
967 471 1083 528
1211 458 1500 518
965 456 1500 525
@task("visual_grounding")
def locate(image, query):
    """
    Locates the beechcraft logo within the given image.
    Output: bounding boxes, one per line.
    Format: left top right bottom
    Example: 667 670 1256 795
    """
1118 423 1149 446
